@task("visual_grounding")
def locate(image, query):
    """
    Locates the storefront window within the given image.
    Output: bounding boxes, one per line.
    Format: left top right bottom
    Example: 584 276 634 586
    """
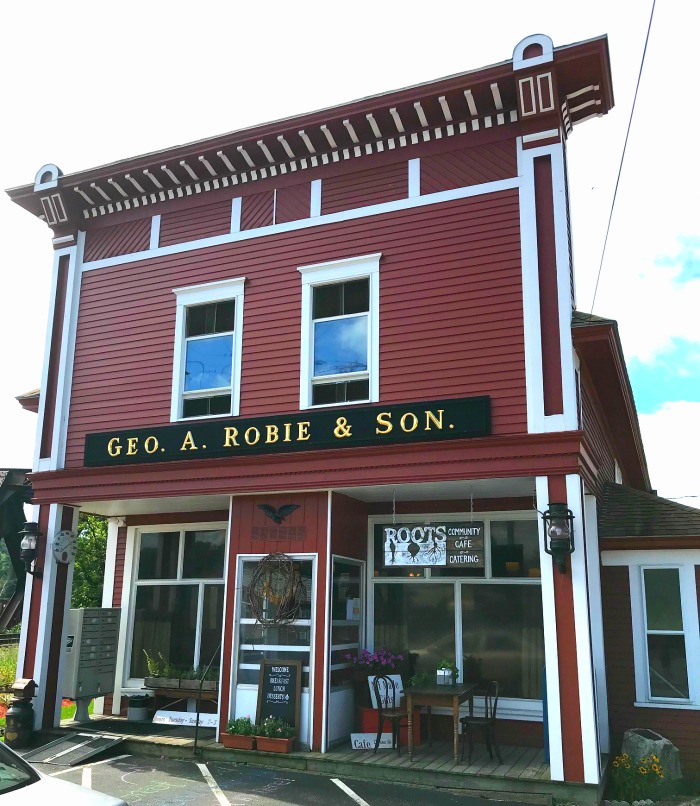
461 584 543 698
370 516 544 703
129 526 225 679
490 520 541 579
374 583 455 675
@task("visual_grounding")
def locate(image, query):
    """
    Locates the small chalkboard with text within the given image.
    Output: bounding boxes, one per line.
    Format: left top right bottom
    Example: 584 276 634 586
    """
256 659 302 734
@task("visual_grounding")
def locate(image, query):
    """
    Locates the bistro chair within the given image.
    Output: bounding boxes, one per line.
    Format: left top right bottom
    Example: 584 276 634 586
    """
460 679 502 764
371 674 408 755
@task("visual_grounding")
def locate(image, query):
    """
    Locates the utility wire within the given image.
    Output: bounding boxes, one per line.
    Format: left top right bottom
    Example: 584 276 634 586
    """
589 0 656 318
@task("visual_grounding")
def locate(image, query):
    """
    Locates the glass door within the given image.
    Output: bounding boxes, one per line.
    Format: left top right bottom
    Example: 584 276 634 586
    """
327 556 365 748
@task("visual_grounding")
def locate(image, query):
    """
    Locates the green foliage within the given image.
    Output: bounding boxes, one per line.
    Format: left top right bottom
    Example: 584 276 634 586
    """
436 658 459 677
256 716 295 739
227 716 256 736
0 644 18 687
71 514 107 608
610 752 664 802
0 542 15 600
143 649 163 676
408 672 433 687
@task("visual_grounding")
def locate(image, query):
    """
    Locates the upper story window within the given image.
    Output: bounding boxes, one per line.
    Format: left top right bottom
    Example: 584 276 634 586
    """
171 277 245 421
298 253 380 409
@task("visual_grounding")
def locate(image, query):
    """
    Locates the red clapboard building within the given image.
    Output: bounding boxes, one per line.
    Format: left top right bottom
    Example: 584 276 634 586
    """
8 32 700 798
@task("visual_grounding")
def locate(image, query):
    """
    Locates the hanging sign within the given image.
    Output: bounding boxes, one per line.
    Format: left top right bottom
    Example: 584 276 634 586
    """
383 522 485 568
83 396 490 467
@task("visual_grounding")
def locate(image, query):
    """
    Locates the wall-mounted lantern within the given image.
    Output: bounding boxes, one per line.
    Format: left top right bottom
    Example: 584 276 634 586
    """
18 522 43 578
542 503 575 573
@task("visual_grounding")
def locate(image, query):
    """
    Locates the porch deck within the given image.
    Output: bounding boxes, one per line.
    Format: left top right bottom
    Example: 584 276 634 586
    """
46 716 603 803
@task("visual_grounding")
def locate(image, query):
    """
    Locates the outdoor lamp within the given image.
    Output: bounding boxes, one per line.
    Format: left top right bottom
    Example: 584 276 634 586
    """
542 503 575 573
18 522 43 578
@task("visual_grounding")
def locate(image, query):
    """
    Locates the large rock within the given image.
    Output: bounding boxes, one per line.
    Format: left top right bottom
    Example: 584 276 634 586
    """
621 728 682 781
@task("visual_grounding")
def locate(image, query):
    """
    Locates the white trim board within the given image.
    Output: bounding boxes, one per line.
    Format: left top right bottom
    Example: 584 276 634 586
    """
81 177 520 272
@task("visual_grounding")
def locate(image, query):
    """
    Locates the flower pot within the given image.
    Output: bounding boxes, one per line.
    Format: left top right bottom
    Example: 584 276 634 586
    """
352 671 373 708
436 669 453 686
220 733 255 750
255 736 294 753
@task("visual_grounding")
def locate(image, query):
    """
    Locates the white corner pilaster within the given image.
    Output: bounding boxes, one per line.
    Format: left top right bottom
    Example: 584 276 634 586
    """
408 158 420 198
535 475 563 781
310 179 322 217
567 475 600 784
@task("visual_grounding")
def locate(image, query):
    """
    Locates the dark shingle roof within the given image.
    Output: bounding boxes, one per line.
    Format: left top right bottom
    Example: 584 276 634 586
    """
599 483 700 538
572 310 617 328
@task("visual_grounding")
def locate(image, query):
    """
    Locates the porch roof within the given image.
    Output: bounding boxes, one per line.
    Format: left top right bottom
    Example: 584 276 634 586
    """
599 482 700 539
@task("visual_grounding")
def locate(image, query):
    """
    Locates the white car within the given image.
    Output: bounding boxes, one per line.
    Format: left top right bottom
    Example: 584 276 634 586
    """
0 742 127 805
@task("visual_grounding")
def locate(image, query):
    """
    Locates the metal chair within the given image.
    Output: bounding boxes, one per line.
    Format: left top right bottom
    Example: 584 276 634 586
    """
371 674 408 755
460 679 502 764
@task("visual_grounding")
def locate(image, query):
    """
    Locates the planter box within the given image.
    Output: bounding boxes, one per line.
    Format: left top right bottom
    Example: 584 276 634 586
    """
157 678 181 689
356 706 421 746
180 680 201 690
220 733 255 750
255 736 294 753
144 677 161 688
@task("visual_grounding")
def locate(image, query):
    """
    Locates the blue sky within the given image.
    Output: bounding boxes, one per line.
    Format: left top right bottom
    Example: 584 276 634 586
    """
0 1 698 501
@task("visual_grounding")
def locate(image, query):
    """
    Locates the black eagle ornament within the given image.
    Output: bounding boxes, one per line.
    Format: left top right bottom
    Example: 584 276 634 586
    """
257 503 300 524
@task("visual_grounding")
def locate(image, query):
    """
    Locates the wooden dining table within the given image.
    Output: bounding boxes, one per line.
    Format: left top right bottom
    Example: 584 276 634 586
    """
405 682 478 762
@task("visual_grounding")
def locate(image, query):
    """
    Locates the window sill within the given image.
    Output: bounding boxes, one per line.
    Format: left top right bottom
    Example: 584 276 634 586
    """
302 398 371 411
634 700 700 710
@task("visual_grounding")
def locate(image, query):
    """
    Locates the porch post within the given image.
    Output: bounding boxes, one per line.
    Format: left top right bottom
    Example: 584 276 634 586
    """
537 474 600 784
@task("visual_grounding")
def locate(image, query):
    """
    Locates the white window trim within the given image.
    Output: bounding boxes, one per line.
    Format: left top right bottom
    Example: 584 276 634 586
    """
602 549 700 709
298 253 380 410
171 276 245 421
123 521 228 690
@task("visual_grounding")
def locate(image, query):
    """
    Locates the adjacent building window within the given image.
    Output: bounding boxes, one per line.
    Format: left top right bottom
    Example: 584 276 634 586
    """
298 253 380 409
603 551 700 708
129 526 226 679
641 567 690 700
171 277 245 420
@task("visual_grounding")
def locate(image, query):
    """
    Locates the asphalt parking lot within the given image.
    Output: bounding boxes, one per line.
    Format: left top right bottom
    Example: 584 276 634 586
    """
32 752 542 806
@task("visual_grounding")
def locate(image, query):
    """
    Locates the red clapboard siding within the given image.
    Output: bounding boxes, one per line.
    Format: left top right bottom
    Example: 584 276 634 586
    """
421 141 516 194
321 163 407 215
241 191 274 231
84 219 151 262
112 526 127 607
159 200 232 247
580 373 617 494
331 493 369 560
602 566 700 771
65 190 526 467
276 183 310 224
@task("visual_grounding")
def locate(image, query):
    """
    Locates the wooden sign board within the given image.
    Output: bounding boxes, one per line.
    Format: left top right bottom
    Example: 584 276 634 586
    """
256 659 302 734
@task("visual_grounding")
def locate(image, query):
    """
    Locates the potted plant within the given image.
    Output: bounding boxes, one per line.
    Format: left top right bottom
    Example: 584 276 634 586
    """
143 649 163 688
344 648 406 708
254 716 295 753
179 667 201 691
436 658 459 685
221 716 257 750
157 655 181 689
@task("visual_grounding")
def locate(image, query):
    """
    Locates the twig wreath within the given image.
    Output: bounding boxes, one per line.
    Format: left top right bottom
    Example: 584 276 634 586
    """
248 553 307 626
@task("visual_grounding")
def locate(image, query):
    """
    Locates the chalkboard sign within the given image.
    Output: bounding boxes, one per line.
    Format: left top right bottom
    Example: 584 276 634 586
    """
256 659 302 733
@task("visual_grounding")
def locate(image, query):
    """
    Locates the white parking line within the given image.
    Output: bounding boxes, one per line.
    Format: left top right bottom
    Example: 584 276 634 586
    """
49 753 132 776
196 762 231 806
332 778 372 806
82 766 92 789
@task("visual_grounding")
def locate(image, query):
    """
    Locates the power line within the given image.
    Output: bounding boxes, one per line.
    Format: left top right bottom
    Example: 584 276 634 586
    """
589 0 657 317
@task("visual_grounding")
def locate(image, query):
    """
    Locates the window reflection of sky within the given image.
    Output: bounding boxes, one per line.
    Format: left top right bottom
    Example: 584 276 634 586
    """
185 335 233 391
314 315 367 376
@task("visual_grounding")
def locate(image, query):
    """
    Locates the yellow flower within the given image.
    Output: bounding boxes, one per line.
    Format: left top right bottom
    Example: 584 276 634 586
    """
624 763 631 769
652 764 660 773
651 754 660 763
613 760 619 768
622 753 629 759
639 766 648 774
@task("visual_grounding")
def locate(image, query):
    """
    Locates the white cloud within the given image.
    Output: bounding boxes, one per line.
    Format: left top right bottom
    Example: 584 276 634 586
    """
639 402 700 501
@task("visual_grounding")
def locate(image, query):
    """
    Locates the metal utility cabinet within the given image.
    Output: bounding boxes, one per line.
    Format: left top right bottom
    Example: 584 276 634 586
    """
62 608 121 721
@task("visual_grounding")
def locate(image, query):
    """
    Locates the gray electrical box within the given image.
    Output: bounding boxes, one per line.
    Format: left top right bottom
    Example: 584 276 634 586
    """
62 608 121 700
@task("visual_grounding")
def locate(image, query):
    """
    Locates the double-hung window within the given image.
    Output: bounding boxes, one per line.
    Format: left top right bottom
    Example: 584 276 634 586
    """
603 551 700 708
298 253 380 409
171 277 245 420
